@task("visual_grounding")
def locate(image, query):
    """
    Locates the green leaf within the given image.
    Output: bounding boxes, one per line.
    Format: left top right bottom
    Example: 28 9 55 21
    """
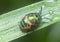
0 1 60 42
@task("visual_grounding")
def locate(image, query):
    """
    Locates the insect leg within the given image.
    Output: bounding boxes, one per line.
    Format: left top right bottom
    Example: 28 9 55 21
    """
21 21 26 27
19 22 23 28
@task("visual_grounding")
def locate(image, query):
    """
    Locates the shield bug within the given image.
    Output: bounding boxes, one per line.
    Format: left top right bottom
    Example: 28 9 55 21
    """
19 6 42 32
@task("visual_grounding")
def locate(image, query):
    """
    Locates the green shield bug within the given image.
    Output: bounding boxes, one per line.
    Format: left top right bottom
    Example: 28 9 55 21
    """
19 6 42 32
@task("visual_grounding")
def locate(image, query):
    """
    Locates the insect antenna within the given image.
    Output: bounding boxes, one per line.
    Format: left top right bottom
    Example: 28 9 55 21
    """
36 6 42 20
39 6 42 16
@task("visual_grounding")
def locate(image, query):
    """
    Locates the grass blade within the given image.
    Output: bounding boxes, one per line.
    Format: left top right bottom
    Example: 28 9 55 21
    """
0 1 60 42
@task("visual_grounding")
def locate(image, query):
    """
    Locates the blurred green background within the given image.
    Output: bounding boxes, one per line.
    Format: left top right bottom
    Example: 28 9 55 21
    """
0 0 60 42
0 0 41 15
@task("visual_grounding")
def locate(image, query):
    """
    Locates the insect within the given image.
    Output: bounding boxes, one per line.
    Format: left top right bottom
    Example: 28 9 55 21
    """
19 7 42 32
